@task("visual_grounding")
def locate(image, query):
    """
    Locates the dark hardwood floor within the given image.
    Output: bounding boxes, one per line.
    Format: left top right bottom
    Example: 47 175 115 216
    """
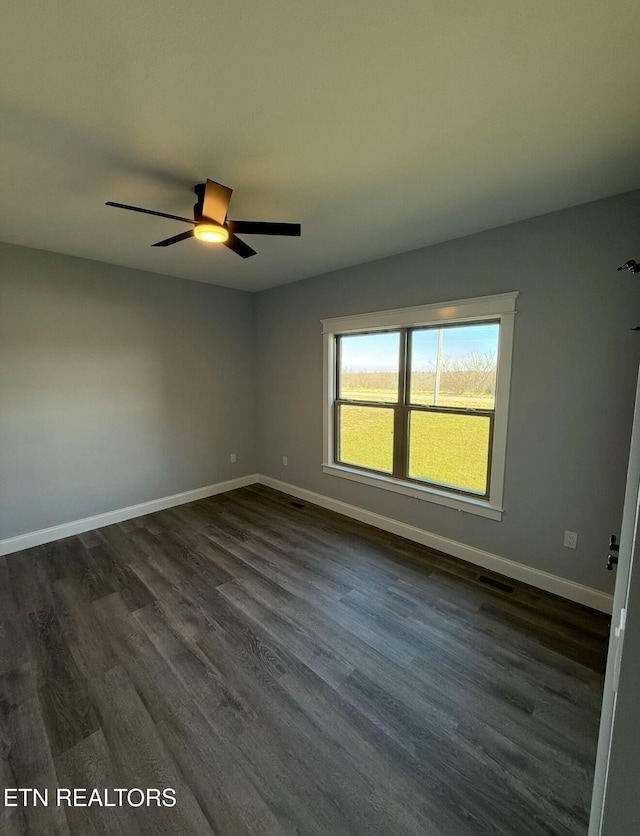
0 485 609 835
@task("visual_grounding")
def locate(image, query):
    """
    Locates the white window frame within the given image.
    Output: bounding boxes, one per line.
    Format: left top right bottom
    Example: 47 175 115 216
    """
322 292 518 521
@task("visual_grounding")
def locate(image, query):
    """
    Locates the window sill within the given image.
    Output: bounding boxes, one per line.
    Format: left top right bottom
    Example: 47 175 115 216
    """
322 463 503 521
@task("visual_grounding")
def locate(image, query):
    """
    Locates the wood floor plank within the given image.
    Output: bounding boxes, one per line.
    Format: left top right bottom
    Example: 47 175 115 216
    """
100 609 289 836
54 730 143 836
218 578 355 688
0 556 27 676
0 663 71 836
225 488 439 593
86 542 154 612
197 595 429 836
89 664 216 836
131 602 239 717
207 575 550 836
24 606 99 757
480 599 607 672
203 590 477 835
51 576 119 679
6 546 57 617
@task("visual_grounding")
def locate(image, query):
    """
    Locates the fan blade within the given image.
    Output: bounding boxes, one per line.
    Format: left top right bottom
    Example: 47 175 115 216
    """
223 233 257 259
106 201 196 224
227 221 301 237
152 230 195 247
202 179 233 225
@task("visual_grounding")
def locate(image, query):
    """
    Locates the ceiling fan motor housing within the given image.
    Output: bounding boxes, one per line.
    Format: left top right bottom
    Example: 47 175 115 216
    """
194 183 206 221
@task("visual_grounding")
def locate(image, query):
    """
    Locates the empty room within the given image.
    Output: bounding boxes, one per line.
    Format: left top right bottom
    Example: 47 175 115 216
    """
2 2 640 835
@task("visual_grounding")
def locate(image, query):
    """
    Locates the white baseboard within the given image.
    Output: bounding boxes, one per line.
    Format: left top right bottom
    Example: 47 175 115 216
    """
1 471 613 614
257 475 614 614
0 474 260 556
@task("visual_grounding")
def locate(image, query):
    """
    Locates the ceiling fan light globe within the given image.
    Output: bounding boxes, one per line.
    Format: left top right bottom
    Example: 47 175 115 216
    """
194 223 229 243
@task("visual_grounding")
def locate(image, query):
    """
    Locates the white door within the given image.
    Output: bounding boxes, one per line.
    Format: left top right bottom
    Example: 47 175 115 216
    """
589 369 640 835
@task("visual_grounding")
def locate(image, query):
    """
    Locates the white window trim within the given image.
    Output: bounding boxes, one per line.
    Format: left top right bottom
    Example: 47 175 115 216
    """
321 292 518 522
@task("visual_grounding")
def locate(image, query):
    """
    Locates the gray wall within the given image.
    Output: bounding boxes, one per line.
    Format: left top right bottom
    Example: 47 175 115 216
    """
255 191 640 593
0 242 257 540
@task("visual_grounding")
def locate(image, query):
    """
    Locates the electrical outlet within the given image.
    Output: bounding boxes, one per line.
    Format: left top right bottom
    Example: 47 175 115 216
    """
230 453 236 463
564 530 578 549
283 456 288 466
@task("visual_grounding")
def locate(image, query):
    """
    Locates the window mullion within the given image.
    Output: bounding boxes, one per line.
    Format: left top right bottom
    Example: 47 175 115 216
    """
392 329 409 479
333 336 340 464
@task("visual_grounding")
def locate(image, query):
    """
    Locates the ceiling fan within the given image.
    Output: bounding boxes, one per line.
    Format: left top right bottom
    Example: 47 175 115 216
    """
106 179 301 259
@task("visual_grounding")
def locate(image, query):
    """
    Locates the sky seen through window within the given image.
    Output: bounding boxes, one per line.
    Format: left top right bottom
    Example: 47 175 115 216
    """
340 324 499 371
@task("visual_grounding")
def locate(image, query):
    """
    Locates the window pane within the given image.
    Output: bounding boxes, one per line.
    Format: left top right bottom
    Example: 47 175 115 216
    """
409 329 438 405
408 411 491 494
339 332 400 402
410 323 499 409
338 405 394 473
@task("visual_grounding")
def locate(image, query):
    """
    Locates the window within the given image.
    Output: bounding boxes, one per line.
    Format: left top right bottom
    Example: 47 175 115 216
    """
322 293 517 520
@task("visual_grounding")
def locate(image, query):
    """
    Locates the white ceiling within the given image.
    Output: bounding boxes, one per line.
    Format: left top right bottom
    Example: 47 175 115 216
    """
2 1 640 292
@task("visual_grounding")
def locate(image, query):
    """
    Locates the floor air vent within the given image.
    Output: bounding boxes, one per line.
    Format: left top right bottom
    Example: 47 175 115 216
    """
478 575 514 594
290 501 305 509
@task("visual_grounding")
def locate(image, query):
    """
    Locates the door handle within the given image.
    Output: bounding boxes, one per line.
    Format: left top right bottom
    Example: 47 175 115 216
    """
607 534 619 570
